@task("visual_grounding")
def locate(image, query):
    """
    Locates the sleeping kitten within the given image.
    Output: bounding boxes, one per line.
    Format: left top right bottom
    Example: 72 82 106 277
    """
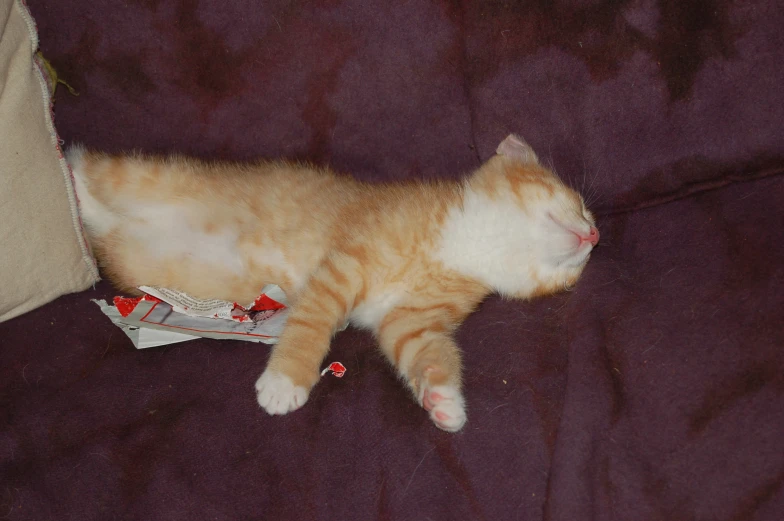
68 135 598 432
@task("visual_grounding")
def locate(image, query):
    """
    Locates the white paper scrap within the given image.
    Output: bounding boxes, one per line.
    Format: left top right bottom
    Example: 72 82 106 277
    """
92 285 289 349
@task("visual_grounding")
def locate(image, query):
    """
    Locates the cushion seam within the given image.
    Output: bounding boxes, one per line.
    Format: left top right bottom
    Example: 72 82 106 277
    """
596 166 784 218
15 0 100 282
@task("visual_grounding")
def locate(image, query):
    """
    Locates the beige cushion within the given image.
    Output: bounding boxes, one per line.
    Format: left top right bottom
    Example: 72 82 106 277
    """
0 0 99 322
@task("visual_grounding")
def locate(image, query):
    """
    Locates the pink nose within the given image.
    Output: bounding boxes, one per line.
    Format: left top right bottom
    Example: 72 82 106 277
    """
587 226 599 246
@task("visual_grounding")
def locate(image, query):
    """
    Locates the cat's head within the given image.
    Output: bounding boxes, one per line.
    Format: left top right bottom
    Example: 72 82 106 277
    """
463 135 598 299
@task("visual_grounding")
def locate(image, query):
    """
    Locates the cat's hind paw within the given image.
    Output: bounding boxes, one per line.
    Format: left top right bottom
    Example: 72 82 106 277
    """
420 384 467 432
255 370 309 415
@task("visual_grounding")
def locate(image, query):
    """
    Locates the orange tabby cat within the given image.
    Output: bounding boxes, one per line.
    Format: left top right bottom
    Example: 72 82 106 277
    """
68 135 598 432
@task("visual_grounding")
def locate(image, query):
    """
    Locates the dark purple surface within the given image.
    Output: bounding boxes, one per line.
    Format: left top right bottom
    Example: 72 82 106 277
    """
2 1 783 519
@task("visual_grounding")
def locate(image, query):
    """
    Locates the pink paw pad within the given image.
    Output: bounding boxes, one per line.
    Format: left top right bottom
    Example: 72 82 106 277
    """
418 384 467 433
422 390 445 411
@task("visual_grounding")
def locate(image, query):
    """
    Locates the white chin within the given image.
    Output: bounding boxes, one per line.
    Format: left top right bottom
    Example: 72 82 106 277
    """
565 247 592 267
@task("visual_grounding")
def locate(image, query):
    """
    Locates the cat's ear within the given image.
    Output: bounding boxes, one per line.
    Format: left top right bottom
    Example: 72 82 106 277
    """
496 134 539 165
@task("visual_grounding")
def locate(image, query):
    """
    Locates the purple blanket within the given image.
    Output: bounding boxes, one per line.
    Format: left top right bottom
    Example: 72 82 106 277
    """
2 1 783 518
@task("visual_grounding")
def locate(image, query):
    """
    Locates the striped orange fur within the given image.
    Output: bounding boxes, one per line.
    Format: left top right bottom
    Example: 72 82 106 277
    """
69 134 598 432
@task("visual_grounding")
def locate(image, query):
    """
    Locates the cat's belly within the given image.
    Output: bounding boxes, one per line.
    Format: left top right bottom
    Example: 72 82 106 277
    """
121 203 319 301
128 219 244 274
239 241 312 296
113 219 245 299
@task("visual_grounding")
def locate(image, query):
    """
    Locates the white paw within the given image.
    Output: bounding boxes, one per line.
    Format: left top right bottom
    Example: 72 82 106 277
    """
420 384 467 432
255 370 309 415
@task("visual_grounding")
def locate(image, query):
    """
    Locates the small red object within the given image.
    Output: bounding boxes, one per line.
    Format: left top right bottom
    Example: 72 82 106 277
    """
321 361 347 378
113 295 161 317
250 294 286 311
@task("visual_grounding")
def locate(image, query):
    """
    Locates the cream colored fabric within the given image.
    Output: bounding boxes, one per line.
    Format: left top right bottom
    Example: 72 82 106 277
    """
0 0 99 322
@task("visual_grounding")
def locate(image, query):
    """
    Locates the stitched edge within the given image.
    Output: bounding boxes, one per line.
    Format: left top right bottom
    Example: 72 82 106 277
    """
14 0 100 282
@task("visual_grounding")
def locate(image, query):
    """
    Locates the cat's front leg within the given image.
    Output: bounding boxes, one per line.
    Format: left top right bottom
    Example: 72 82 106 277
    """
255 256 360 415
377 308 467 432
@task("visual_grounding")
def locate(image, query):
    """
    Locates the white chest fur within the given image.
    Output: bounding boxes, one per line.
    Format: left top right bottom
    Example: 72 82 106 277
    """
434 189 539 296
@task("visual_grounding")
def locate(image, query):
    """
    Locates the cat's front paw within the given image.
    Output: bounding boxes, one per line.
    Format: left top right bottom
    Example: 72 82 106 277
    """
420 384 467 432
255 370 309 415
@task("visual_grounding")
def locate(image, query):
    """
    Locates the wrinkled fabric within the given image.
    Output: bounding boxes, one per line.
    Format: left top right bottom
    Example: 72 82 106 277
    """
1 1 782 519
